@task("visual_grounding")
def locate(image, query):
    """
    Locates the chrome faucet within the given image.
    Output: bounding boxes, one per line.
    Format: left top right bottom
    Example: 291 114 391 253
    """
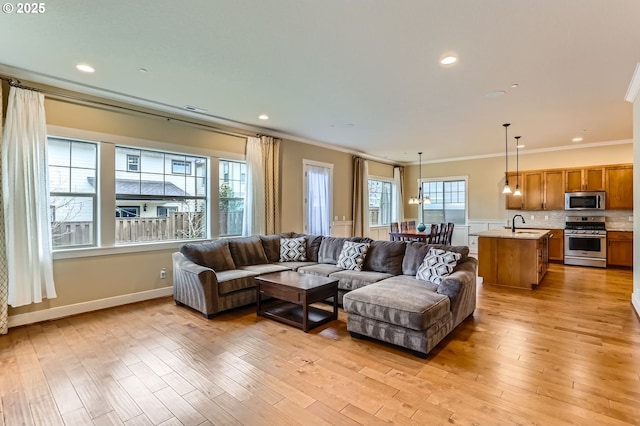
512 214 525 232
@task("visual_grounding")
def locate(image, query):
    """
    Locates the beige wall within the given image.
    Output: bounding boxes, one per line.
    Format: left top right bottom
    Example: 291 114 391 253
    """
280 140 353 232
404 143 633 221
4 80 634 320
368 160 394 179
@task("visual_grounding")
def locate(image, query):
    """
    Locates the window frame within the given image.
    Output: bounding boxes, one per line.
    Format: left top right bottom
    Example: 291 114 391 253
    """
126 154 140 172
48 137 99 249
115 146 208 244
218 159 247 237
367 176 395 227
419 175 469 225
47 124 237 259
171 159 192 175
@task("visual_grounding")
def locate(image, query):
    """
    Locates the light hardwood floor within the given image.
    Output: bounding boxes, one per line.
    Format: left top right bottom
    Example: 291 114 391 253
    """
1 264 639 425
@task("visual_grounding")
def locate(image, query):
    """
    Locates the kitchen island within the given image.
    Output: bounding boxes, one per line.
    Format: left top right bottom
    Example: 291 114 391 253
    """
474 229 550 290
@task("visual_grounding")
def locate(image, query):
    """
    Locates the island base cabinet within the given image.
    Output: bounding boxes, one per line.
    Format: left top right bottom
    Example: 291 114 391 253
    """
478 236 548 290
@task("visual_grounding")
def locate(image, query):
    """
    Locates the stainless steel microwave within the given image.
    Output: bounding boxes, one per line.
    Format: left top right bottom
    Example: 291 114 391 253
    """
564 191 606 210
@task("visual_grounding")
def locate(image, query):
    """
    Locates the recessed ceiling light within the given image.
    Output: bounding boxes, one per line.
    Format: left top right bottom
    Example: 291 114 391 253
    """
139 68 147 73
516 144 525 148
572 137 583 142
440 56 457 65
511 83 519 88
258 114 269 120
76 64 95 73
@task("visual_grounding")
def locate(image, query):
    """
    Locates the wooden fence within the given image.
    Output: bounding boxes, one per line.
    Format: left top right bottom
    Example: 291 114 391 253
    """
51 211 244 247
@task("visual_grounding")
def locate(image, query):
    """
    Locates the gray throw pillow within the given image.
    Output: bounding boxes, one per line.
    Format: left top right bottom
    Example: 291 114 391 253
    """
416 248 461 284
336 241 370 272
280 237 307 262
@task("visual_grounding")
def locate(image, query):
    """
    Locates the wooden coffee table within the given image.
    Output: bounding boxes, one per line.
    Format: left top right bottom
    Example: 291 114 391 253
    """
255 271 338 332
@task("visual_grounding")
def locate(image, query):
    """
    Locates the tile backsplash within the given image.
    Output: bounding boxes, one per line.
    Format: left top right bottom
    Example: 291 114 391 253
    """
507 210 633 231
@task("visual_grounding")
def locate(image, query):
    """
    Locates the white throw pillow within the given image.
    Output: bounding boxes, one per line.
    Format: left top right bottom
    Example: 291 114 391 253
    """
416 248 461 284
337 241 370 272
279 237 307 262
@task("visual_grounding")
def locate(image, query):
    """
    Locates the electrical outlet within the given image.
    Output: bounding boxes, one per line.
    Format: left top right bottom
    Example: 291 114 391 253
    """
629 216 634 222
544 215 549 220
530 215 534 220
160 268 167 279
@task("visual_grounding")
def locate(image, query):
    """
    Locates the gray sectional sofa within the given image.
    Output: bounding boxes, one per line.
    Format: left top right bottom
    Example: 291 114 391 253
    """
172 232 477 357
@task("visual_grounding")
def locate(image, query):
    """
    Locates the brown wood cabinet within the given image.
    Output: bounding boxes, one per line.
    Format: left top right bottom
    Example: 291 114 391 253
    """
607 231 633 267
544 170 565 210
505 172 524 210
478 233 549 289
605 165 633 210
506 163 631 211
507 170 564 211
548 229 564 262
565 167 605 192
523 171 544 210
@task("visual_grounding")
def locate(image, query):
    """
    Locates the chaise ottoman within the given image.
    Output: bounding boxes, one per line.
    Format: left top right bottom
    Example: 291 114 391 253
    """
342 275 454 358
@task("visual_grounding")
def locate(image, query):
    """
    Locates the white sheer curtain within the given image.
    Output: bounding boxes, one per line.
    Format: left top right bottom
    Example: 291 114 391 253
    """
243 136 265 236
2 86 56 307
393 166 405 222
307 165 330 236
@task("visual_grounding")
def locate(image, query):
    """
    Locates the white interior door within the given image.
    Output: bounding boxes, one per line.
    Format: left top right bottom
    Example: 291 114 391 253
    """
303 160 333 236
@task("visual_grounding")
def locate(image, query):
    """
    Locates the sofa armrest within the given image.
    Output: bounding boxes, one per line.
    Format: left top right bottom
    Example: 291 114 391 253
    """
440 257 477 326
172 252 221 317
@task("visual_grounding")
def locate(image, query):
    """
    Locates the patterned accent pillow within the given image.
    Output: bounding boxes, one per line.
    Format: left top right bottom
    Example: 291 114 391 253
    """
279 237 307 262
416 248 462 284
337 241 370 271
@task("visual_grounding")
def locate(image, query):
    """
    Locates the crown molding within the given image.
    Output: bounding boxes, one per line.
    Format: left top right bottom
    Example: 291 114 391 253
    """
625 62 640 103
405 139 633 165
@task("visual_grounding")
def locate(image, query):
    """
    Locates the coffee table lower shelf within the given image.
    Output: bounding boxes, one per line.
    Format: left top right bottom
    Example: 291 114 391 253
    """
259 300 336 332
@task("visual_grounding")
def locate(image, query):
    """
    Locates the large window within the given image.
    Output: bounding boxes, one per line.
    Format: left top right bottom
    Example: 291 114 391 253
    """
219 160 246 236
368 179 394 226
422 178 467 224
115 147 207 243
48 138 98 248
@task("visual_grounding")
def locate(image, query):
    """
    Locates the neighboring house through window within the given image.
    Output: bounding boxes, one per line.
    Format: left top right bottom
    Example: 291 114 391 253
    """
127 154 139 172
115 147 208 243
171 159 192 175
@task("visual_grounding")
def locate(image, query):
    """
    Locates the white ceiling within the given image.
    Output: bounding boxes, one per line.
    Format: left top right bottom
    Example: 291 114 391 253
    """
1 1 638 163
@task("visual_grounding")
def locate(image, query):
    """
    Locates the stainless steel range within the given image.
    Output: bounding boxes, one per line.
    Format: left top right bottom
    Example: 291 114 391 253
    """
564 216 607 268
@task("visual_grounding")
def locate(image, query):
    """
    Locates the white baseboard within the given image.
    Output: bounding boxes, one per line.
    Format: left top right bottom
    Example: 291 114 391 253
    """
632 292 640 318
8 286 174 329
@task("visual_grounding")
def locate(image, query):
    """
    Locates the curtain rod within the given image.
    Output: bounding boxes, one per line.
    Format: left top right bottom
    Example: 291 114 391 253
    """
0 75 252 140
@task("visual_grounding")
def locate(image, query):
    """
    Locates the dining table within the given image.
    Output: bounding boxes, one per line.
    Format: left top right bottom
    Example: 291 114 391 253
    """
389 229 431 242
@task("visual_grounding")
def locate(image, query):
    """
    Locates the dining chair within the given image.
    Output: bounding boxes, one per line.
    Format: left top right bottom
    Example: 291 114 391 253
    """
407 220 416 230
390 222 400 241
444 222 455 245
400 221 409 232
427 223 440 244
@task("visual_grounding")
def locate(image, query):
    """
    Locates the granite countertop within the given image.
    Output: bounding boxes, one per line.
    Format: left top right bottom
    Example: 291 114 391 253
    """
471 229 551 240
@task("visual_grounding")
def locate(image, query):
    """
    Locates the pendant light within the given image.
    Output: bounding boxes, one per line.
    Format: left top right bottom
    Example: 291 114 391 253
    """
502 123 512 194
513 136 522 196
408 152 430 231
